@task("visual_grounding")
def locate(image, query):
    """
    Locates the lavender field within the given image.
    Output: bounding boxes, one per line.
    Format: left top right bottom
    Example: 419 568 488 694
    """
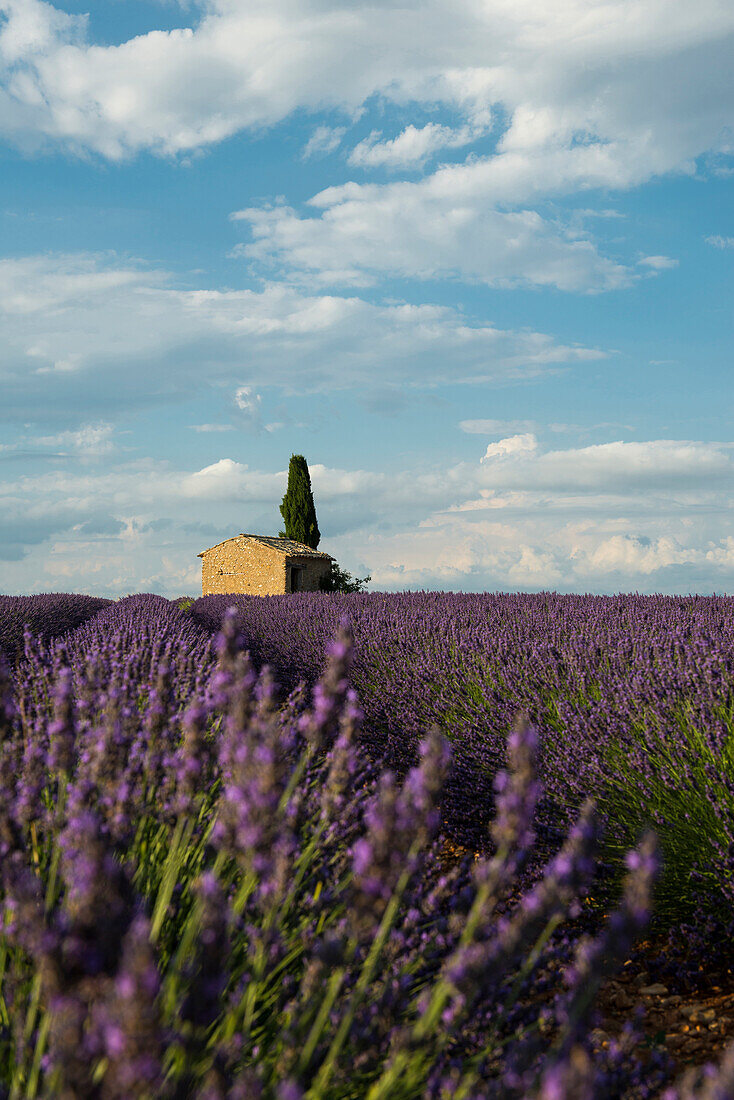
191 592 734 926
0 591 732 1098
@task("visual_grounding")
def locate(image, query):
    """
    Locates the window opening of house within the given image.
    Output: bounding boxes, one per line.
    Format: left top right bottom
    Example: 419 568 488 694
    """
290 567 302 592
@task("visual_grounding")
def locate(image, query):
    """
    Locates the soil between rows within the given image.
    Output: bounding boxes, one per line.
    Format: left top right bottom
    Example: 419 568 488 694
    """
434 837 734 1088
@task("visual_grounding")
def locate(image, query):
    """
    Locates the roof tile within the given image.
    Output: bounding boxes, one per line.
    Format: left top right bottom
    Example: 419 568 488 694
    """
198 534 333 559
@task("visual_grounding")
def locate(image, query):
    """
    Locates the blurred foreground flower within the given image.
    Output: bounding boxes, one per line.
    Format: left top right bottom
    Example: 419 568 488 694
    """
0 596 730 1097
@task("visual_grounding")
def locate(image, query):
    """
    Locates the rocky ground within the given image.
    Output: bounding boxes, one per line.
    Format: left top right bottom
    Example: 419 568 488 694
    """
593 939 734 1079
435 837 734 1089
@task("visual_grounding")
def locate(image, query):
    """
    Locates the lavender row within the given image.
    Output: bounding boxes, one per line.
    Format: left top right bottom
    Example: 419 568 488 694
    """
1 599 728 1097
0 593 111 664
189 592 734 933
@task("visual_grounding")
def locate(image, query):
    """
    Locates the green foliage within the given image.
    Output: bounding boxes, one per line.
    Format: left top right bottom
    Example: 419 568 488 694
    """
318 561 371 594
597 707 734 924
279 454 320 549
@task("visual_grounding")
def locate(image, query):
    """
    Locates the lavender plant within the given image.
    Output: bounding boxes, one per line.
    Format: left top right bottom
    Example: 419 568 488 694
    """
0 593 110 665
597 709 734 924
189 592 734 945
0 593 732 1097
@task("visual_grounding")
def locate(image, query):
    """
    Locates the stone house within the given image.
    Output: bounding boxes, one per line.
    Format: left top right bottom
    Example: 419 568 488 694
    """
198 534 333 596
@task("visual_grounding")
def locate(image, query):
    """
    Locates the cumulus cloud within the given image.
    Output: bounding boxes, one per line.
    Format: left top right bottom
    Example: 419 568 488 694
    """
481 433 538 461
570 534 695 576
0 252 605 425
233 385 263 430
235 193 630 291
2 432 733 594
183 458 258 500
4 0 733 292
476 436 732 491
1 1 732 594
348 122 484 170
1 0 733 174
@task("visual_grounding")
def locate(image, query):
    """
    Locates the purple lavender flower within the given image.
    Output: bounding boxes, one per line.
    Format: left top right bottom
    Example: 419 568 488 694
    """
57 793 134 959
319 698 362 826
0 663 23 858
47 662 77 776
661 1039 734 1099
555 832 659 1054
180 871 230 1030
175 701 215 818
348 728 450 939
438 800 599 1032
488 713 542 865
5 589 734 1097
96 914 165 1100
213 660 297 907
298 619 355 751
531 1045 594 1100
17 709 49 828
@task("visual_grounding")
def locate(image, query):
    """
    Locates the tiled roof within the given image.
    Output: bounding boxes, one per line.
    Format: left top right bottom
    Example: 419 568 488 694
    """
198 534 333 559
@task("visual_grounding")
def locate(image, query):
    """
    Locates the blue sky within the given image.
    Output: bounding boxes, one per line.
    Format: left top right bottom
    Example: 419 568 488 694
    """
0 0 733 596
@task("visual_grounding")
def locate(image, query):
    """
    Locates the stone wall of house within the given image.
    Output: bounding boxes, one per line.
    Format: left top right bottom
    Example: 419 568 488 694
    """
201 537 286 595
286 556 332 592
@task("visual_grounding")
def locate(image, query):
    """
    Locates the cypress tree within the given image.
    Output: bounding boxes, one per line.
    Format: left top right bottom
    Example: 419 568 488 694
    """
279 454 320 548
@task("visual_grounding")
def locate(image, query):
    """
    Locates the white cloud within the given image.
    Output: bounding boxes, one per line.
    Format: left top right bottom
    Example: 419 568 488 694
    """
509 545 563 585
3 1 732 292
233 384 263 430
0 420 116 456
0 0 84 65
1 0 733 174
236 194 630 291
183 458 254 500
476 437 732 491
706 235 734 248
638 254 678 270
35 422 116 455
706 536 734 566
302 125 345 159
481 433 538 461
191 423 235 433
570 534 695 576
2 432 734 594
0 252 605 424
234 385 260 411
348 122 483 170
